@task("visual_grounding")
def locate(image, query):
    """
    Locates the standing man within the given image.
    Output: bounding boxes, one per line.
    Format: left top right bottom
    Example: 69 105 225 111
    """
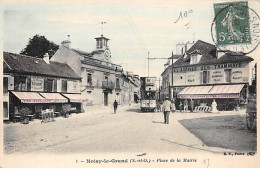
184 99 188 112
179 101 183 112
163 97 172 124
190 99 194 113
113 100 118 114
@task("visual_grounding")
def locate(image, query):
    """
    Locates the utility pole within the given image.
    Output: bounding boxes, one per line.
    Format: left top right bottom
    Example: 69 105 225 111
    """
148 52 150 77
159 77 161 102
147 53 175 102
171 51 174 101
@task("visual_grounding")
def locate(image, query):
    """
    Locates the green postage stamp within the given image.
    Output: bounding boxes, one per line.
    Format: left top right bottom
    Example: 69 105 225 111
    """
214 1 250 45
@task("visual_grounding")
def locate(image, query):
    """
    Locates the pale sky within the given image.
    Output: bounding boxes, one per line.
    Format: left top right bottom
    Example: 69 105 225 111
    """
2 0 260 78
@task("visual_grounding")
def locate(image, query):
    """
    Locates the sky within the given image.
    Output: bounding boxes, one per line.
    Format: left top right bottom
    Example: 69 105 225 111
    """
2 0 260 78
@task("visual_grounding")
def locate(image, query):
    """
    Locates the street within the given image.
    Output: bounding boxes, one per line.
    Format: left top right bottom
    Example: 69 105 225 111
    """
4 105 255 155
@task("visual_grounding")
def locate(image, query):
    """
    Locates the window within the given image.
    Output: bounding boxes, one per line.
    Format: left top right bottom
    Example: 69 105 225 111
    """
116 78 120 88
100 39 103 48
27 77 31 91
3 102 8 119
225 69 232 83
3 77 8 93
14 76 27 91
201 71 210 84
191 54 198 64
44 79 54 92
87 73 92 86
104 76 108 81
61 80 67 93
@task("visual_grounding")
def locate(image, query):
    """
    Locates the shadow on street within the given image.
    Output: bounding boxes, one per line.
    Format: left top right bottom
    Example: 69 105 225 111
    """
125 108 143 113
161 138 222 154
179 115 257 152
152 121 164 124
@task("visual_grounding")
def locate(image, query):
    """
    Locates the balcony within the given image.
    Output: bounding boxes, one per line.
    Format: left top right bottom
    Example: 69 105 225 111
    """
86 82 94 90
102 81 115 90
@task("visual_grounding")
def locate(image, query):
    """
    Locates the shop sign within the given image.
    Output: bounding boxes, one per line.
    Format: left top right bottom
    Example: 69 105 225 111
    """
21 99 67 103
31 77 44 91
173 63 242 73
178 94 239 99
67 81 80 93
211 70 223 82
232 71 243 80
21 99 51 103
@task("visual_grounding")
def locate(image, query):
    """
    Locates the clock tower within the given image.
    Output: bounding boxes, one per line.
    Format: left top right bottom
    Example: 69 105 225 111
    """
94 35 111 63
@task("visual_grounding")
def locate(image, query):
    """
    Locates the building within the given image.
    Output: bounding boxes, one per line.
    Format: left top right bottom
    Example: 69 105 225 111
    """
161 40 254 111
51 35 140 111
3 52 82 121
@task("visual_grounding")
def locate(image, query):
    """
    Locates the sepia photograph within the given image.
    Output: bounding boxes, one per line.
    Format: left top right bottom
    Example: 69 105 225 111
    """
0 0 259 168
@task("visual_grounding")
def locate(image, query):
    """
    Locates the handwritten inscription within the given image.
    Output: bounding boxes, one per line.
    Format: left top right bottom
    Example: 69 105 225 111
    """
174 10 193 29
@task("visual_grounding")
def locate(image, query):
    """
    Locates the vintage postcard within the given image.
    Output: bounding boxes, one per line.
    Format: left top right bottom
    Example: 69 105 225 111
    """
0 0 260 168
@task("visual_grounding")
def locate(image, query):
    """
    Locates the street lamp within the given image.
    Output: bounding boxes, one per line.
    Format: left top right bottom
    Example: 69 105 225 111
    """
147 52 174 101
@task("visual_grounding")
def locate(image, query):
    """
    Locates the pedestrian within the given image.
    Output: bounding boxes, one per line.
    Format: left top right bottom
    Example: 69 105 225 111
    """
179 101 183 112
163 97 172 124
156 101 161 112
184 99 188 112
113 100 118 114
171 100 176 113
190 99 194 113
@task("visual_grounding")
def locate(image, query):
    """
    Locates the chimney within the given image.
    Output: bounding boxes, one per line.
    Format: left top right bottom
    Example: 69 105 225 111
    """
61 40 71 48
61 35 71 48
43 53 50 64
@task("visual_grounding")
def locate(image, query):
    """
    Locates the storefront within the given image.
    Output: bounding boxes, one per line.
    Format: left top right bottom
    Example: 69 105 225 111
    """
178 84 246 111
3 51 82 121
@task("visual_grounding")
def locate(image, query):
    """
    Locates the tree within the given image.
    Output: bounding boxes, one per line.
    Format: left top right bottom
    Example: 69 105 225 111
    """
20 34 59 58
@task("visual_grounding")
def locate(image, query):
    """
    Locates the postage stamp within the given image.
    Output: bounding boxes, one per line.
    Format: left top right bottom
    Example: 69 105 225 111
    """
211 1 260 54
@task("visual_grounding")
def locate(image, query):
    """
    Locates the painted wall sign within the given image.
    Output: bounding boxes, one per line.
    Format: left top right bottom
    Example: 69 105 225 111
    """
31 77 44 91
178 94 239 99
172 63 242 73
67 81 80 93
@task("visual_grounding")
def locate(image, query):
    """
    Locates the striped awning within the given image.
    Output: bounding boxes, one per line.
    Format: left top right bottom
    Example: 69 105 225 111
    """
179 86 213 95
40 93 68 103
11 91 48 103
208 84 244 94
178 84 245 99
62 93 83 103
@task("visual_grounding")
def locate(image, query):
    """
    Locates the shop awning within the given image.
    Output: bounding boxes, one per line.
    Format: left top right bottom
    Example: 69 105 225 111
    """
208 84 244 94
62 93 83 103
11 91 48 103
40 93 68 103
179 86 213 95
178 84 244 99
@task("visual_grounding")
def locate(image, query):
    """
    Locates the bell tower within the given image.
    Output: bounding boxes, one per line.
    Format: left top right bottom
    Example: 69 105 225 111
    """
95 35 109 50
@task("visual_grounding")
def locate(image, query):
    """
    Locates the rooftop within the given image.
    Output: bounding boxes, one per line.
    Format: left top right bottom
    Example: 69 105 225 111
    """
4 52 81 79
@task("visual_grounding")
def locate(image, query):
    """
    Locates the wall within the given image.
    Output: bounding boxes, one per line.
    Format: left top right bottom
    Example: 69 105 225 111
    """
51 45 82 76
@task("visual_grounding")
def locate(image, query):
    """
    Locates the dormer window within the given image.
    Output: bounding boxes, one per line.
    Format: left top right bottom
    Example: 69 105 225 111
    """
191 54 198 64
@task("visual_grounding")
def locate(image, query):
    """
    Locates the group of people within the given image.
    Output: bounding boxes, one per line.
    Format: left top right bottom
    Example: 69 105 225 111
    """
179 99 194 113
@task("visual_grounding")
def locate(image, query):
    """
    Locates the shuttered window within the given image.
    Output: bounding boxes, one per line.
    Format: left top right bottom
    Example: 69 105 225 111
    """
201 71 210 84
